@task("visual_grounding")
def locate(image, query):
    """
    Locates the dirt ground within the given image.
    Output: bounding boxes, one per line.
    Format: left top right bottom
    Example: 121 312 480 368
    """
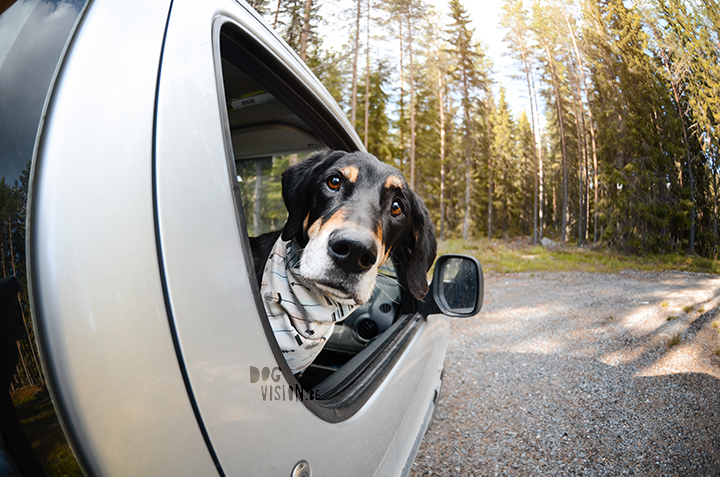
410 270 720 477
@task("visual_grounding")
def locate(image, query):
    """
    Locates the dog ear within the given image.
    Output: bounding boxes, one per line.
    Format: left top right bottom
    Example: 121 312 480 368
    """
280 150 345 242
405 189 437 301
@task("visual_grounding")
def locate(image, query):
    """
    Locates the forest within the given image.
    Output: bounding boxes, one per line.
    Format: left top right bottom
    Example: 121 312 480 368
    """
248 0 720 257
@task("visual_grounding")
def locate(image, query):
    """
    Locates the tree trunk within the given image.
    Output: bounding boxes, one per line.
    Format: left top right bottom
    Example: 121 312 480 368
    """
511 13 540 245
299 0 313 62
406 10 416 190
351 0 361 127
583 109 590 244
542 36 568 243
688 155 696 253
523 54 540 246
462 73 470 241
17 342 33 387
572 79 586 246
531 63 544 239
273 0 281 29
8 220 15 275
560 0 599 245
486 96 493 240
713 150 718 257
1 238 6 277
364 0 371 149
18 296 43 386
397 12 405 175
13 363 21 388
254 161 263 237
436 36 447 240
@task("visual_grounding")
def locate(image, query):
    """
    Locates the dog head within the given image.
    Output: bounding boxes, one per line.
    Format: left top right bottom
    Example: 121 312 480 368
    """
280 150 437 305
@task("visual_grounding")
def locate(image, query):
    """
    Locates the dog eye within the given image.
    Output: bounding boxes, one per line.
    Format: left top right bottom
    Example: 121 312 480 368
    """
327 175 342 190
390 200 403 217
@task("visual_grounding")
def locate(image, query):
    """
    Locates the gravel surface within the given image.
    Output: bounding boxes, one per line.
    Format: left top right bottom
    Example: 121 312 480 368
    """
409 270 720 477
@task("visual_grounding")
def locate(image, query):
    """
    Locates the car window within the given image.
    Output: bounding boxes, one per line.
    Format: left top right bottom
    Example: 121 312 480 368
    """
220 54 324 237
218 22 418 414
0 1 88 475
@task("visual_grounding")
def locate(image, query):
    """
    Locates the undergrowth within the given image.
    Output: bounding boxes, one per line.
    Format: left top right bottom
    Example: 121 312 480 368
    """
438 238 720 275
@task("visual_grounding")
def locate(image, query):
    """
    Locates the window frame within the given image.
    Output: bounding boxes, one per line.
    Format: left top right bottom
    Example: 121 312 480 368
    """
214 19 424 422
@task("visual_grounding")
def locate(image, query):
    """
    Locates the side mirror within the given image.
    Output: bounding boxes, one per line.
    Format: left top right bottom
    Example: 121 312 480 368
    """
420 254 483 317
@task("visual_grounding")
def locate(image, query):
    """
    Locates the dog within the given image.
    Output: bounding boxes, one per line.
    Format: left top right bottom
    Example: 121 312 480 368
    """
250 150 436 373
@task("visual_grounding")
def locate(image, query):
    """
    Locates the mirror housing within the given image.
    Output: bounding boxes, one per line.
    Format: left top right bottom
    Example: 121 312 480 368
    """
419 254 483 318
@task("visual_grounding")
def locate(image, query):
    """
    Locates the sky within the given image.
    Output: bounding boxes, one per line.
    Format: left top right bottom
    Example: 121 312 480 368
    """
318 0 532 122
455 0 530 117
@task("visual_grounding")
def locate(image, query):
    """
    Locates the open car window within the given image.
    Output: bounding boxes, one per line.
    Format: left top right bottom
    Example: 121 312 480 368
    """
221 57 324 237
218 22 421 418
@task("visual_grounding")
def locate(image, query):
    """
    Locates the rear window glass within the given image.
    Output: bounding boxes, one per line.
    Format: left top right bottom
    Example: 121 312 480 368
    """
0 1 88 475
0 0 87 182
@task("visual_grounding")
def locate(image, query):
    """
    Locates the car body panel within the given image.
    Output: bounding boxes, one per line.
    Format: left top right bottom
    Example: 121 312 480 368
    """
28 0 219 475
26 0 451 475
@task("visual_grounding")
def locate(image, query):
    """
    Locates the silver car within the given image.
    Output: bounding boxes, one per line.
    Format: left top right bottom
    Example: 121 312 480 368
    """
0 0 482 475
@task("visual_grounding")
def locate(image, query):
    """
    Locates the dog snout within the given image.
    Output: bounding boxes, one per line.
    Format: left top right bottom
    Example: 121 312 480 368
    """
328 229 378 273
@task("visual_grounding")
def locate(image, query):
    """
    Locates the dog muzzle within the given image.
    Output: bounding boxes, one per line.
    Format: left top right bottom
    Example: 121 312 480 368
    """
260 237 357 374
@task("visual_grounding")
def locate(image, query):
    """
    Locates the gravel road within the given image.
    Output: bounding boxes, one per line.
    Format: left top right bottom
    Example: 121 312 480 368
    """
409 270 720 477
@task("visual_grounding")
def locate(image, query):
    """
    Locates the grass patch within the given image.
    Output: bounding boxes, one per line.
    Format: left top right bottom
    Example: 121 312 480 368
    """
698 306 706 314
666 315 678 321
683 305 695 314
12 387 83 476
11 385 43 406
668 334 682 346
438 238 720 275
660 300 669 308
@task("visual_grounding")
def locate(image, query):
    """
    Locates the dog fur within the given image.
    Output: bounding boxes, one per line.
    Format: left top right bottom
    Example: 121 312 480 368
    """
250 150 436 307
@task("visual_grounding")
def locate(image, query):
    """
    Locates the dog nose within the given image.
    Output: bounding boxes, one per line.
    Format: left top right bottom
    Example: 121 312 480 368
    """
328 229 378 273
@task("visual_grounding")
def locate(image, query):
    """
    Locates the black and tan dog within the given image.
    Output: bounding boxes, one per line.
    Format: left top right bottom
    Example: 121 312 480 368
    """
251 150 436 373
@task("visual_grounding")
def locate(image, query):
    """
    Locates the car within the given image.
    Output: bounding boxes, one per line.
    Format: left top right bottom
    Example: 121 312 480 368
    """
0 0 483 475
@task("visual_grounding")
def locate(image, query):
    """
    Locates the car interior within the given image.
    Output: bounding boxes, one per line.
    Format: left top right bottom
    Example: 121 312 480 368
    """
219 24 419 401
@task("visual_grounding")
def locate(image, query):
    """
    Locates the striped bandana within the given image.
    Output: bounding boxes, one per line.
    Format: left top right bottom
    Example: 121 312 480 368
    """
260 237 357 374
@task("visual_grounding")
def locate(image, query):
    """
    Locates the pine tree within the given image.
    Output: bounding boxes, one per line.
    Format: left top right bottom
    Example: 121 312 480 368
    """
447 0 487 240
491 88 520 237
356 61 394 162
532 2 570 243
351 0 362 126
559 0 600 246
654 0 720 255
500 0 542 244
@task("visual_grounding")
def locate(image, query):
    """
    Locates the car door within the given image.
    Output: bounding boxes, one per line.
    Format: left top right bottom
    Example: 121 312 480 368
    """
153 1 451 476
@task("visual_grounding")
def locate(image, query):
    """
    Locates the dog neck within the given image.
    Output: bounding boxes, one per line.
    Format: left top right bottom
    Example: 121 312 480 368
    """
260 236 357 373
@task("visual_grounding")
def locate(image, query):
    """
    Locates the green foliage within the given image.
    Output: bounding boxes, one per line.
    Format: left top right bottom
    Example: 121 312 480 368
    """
264 0 720 262
236 156 291 237
268 0 324 61
356 60 395 163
